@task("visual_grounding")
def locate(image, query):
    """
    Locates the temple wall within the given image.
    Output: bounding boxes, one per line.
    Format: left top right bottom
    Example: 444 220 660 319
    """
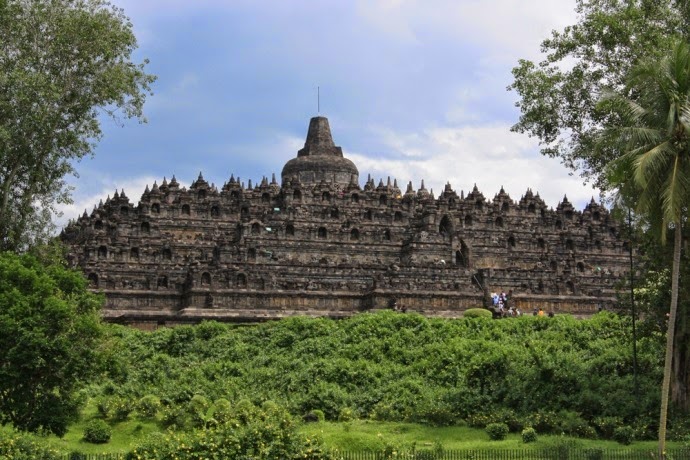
61 117 632 325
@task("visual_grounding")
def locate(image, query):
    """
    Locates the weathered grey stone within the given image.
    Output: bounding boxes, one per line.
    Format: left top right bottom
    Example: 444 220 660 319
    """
61 116 630 326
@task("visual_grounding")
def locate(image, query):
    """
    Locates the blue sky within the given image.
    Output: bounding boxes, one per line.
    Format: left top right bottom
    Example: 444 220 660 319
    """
60 0 593 227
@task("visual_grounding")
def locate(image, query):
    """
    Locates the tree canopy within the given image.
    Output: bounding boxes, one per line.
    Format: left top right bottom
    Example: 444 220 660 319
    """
508 0 689 189
596 38 690 459
0 249 103 436
0 0 155 251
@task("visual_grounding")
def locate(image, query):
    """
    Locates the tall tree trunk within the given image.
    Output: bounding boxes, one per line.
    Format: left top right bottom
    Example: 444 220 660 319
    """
672 330 690 410
659 223 682 459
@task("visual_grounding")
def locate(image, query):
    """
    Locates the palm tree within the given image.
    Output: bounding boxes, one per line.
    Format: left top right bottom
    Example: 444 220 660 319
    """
598 39 690 459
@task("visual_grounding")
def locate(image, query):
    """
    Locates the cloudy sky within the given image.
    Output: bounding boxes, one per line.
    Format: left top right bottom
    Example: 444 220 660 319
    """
60 0 595 227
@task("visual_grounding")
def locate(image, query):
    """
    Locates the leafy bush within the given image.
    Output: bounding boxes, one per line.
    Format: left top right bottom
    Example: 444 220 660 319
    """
95 397 112 419
136 395 161 419
521 426 537 443
526 411 560 434
211 398 233 424
161 405 188 429
556 410 595 438
0 252 103 437
592 416 623 439
467 408 520 431
232 398 258 424
464 308 492 319
128 403 331 459
411 397 456 427
111 396 134 421
95 311 666 438
187 394 211 427
338 407 355 422
96 395 133 421
613 425 635 445
485 422 509 441
83 419 112 444
0 431 62 460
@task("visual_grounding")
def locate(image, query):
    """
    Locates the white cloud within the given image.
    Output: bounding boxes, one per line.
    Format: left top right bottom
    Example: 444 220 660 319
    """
355 0 577 59
350 122 599 209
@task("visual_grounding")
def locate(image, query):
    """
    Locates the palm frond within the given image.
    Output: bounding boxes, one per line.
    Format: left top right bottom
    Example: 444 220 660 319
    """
633 141 673 187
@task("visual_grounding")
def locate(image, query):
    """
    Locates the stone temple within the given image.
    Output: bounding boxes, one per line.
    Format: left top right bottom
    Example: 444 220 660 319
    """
61 116 630 327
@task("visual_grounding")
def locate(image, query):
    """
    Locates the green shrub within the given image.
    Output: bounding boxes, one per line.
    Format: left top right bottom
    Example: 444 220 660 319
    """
613 425 634 445
136 395 161 419
161 405 188 429
125 432 173 460
411 399 456 426
338 407 355 422
369 401 404 422
211 398 233 424
112 396 134 421
232 398 257 424
464 308 492 319
593 416 623 439
0 431 62 459
526 411 560 434
83 419 112 444
467 408 520 431
486 422 509 441
95 397 112 419
97 396 133 421
187 394 211 427
556 410 596 438
127 404 331 460
521 426 537 443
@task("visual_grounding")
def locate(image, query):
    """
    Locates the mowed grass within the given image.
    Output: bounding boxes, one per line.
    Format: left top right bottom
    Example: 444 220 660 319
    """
2 412 683 455
298 420 679 453
11 401 162 455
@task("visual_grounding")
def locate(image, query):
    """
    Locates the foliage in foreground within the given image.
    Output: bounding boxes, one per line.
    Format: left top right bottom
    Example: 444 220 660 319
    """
0 251 103 436
0 430 61 460
596 38 690 456
126 401 330 460
94 311 668 440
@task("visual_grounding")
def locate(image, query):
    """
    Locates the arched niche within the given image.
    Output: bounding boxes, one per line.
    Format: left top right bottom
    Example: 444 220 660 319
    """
439 215 452 236
456 240 470 268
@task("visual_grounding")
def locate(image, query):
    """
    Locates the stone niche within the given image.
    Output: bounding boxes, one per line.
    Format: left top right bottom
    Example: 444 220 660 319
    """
61 117 629 326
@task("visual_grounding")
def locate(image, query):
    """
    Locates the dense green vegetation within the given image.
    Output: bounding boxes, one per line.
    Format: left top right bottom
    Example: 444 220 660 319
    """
0 251 103 436
90 312 671 440
3 310 690 458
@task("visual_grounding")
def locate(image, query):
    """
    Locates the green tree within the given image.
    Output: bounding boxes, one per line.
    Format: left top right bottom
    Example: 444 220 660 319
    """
508 0 687 188
0 0 155 251
0 250 103 436
596 39 690 459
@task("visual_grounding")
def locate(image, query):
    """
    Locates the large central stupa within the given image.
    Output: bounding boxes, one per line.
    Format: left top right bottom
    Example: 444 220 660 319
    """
61 116 629 327
281 116 359 186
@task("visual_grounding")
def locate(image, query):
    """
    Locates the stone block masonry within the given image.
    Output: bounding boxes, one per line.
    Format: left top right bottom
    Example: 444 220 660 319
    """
61 117 630 326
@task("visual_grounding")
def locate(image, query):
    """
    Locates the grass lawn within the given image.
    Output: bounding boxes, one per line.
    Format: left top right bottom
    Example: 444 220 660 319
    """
3 416 684 455
298 420 681 453
2 402 162 455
